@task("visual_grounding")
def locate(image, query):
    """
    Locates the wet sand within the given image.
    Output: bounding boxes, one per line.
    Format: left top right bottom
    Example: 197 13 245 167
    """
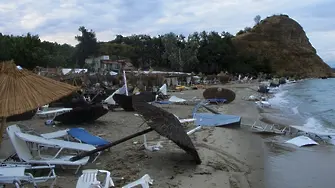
0 82 266 188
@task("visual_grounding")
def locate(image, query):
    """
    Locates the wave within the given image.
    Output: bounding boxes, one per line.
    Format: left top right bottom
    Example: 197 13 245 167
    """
268 89 289 107
264 79 335 131
303 117 323 129
291 106 299 115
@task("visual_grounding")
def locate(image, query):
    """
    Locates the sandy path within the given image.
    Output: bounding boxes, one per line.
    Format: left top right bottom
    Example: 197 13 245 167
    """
0 82 265 188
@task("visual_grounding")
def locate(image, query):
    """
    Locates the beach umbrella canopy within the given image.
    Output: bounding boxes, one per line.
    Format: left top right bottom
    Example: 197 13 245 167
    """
132 93 201 164
203 87 236 103
0 60 79 144
70 92 201 164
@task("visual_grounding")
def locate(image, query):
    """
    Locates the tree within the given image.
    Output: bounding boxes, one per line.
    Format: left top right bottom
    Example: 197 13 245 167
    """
0 33 76 69
161 32 180 70
254 15 261 25
75 26 99 68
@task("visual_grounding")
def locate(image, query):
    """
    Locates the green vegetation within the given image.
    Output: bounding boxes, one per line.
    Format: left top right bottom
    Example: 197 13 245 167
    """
0 33 75 69
0 16 275 75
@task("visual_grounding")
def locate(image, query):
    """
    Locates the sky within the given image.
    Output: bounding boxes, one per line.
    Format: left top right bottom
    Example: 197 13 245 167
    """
0 0 335 66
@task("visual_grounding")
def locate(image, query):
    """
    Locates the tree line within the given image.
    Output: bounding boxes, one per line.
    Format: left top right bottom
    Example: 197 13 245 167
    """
0 15 271 75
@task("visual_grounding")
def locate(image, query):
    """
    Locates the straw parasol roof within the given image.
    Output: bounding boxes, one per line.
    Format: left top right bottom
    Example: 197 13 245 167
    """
0 60 79 144
0 61 79 117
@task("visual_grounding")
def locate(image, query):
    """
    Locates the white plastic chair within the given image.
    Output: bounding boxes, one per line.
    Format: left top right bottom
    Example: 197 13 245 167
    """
122 174 153 188
76 169 114 188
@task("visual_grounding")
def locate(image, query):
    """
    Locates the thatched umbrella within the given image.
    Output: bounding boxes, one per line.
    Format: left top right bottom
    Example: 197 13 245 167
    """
0 61 79 144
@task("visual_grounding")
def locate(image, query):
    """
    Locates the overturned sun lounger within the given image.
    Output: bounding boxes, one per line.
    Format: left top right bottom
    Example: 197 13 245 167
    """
285 136 319 147
6 125 97 174
36 108 72 118
250 122 287 135
192 101 241 127
76 169 152 188
122 174 153 188
0 163 57 187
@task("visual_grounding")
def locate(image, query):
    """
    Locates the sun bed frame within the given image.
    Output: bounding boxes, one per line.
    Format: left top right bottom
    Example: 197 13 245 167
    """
17 124 108 153
6 125 95 174
250 122 287 134
35 108 72 119
0 163 57 187
40 128 111 152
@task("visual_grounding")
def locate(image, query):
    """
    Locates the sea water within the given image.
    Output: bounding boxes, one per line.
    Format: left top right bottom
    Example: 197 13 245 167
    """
265 78 335 188
268 78 335 130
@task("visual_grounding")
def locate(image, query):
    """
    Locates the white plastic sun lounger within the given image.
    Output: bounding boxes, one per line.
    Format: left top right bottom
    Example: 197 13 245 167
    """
285 136 319 147
76 169 114 188
0 163 57 187
6 125 92 174
250 122 286 134
36 108 72 119
122 174 153 188
76 169 152 188
15 131 101 163
40 128 110 148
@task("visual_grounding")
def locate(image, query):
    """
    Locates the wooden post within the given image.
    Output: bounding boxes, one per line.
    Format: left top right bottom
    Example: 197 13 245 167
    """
0 118 7 146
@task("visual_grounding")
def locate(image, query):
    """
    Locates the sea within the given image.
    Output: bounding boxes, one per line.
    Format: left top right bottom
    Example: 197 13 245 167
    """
264 78 335 188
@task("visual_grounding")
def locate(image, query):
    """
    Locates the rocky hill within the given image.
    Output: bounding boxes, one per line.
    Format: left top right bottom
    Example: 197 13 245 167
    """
233 14 333 78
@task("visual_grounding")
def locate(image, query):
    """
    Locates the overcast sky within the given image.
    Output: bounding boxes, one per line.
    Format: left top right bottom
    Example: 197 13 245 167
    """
1 0 334 66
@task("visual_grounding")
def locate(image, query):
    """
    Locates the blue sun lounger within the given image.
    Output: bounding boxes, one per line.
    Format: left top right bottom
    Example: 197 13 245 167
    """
206 98 227 104
193 113 241 127
192 100 241 127
41 128 110 147
68 128 110 147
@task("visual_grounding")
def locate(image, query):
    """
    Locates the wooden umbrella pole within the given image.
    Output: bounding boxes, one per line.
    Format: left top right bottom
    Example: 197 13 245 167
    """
0 118 7 146
70 127 154 161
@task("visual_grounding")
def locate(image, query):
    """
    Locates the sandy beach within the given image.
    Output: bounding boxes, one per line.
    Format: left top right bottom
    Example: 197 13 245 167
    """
0 81 267 188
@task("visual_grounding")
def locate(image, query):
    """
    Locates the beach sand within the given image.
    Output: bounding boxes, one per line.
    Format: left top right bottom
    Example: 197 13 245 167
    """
0 82 267 188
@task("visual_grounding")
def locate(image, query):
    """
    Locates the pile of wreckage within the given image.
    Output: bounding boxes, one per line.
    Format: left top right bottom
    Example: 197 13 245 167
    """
1 61 243 187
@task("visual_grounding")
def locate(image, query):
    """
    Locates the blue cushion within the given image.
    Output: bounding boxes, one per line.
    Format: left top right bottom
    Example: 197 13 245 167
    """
68 128 109 147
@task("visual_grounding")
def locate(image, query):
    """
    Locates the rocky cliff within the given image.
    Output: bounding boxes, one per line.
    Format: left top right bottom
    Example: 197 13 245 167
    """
233 15 333 78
